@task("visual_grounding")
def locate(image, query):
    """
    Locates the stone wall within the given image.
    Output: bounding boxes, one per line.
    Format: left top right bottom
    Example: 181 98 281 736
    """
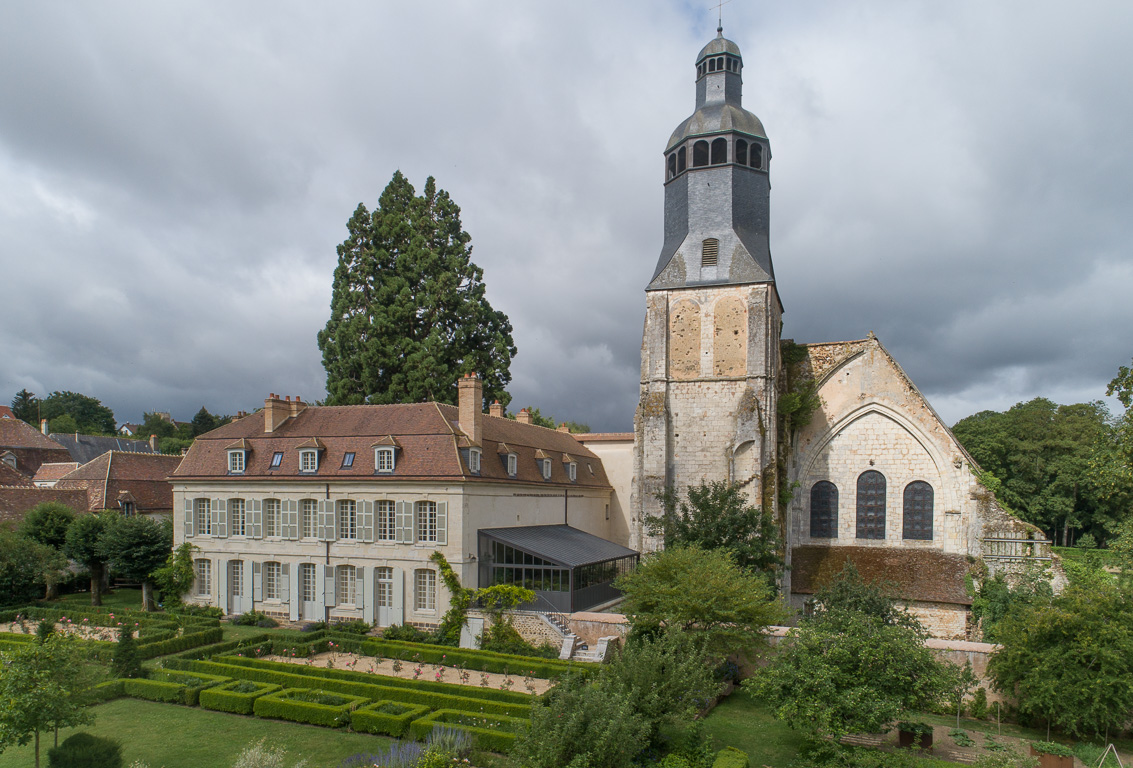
567 611 630 646
468 610 564 649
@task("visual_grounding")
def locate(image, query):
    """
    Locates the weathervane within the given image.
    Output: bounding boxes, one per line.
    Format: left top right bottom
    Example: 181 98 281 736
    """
711 0 733 33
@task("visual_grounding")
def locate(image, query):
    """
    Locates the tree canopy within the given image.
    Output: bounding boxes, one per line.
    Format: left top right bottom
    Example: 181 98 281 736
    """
0 531 66 606
17 503 76 552
952 397 1122 544
646 481 783 578
101 516 173 611
317 171 516 409
63 513 114 606
9 389 37 425
37 391 116 436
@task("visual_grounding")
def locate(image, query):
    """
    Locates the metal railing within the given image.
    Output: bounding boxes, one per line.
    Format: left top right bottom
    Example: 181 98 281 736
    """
982 535 1052 561
529 592 571 635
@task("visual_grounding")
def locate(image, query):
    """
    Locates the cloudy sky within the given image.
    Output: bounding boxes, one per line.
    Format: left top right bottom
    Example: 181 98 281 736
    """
3 1 1132 432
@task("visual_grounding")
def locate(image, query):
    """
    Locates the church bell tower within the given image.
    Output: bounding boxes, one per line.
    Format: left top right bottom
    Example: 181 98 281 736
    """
631 29 783 552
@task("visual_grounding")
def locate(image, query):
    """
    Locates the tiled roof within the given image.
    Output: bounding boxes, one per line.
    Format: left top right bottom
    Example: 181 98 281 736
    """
0 461 34 487
32 462 80 484
0 487 87 526
55 452 182 513
48 434 158 464
173 402 611 489
0 418 65 451
0 406 14 419
790 545 971 606
573 433 634 442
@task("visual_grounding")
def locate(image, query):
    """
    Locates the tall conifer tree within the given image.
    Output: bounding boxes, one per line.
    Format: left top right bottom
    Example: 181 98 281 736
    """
318 172 515 408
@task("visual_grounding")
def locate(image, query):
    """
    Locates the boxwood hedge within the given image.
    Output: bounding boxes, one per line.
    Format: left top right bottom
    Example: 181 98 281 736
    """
252 687 369 728
199 679 283 715
360 639 591 679
408 709 524 752
350 700 431 738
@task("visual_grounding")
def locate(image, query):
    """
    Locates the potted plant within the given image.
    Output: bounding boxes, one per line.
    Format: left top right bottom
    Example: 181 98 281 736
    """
1030 741 1074 768
897 721 934 751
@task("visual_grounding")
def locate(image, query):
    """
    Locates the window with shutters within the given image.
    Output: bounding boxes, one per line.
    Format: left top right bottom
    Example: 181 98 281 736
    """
416 501 438 543
337 565 357 606
194 559 211 596
856 470 887 539
338 500 357 540
301 499 318 538
264 561 281 600
375 447 395 473
711 137 727 165
300 563 317 602
299 449 318 473
809 481 838 538
376 500 396 541
230 560 243 596
194 499 211 536
264 499 281 537
507 453 517 477
228 450 245 474
415 569 436 611
701 238 719 267
377 567 393 608
230 498 246 537
903 481 934 540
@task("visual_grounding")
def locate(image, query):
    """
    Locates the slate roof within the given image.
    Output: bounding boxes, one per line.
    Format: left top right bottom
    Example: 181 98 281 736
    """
48 433 158 464
173 402 612 490
479 525 639 567
790 545 972 606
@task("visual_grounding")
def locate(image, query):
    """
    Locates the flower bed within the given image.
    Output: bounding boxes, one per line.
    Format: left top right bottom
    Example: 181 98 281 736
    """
252 687 369 728
167 659 532 718
350 700 432 738
199 679 283 715
408 708 525 752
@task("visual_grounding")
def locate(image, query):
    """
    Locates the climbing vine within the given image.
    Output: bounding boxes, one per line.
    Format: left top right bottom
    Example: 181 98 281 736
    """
429 552 536 646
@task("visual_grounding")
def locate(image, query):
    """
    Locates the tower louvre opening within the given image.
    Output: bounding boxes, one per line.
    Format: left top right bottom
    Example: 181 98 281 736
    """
701 238 719 267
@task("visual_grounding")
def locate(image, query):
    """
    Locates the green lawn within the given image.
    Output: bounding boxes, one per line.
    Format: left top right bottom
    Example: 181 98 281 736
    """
0 699 393 768
52 587 149 612
701 693 809 766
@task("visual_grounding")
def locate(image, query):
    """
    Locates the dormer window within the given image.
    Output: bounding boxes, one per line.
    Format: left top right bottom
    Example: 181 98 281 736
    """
568 462 577 482
376 447 396 473
270 452 283 468
0 452 15 470
541 458 552 480
299 449 318 473
227 450 245 474
469 448 481 473
507 453 518 477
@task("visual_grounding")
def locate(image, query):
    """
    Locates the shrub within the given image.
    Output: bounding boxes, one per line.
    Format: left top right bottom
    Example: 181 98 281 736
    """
168 603 224 619
950 729 976 747
381 624 435 643
970 687 989 720
359 638 589 679
47 732 123 768
123 678 191 704
1031 742 1073 758
233 610 278 628
350 700 431 737
340 742 424 768
199 679 282 715
91 679 126 703
331 619 372 635
252 687 368 728
112 625 143 678
711 746 749 768
425 724 474 758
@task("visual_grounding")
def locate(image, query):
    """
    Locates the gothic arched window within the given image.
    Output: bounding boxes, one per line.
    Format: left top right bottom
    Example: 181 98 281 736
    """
810 481 838 538
856 470 886 539
711 138 727 165
736 139 748 166
903 481 934 540
693 140 709 167
750 143 763 169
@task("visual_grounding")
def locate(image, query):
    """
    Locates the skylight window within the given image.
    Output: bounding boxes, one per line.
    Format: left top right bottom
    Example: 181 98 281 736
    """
270 452 283 468
342 452 355 468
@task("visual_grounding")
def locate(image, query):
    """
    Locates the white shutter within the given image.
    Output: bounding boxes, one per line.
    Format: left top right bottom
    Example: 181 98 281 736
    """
252 561 263 601
435 501 448 546
242 561 253 613
250 499 263 539
324 565 336 606
217 559 228 614
281 563 291 606
214 499 228 538
285 500 299 540
288 561 300 621
319 500 337 542
356 566 367 615
395 501 412 543
183 498 194 538
360 500 374 542
391 568 404 623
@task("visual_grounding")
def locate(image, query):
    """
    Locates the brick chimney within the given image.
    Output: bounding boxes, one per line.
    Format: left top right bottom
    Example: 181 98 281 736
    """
489 401 504 418
516 408 533 425
457 373 483 445
264 393 289 433
557 422 570 433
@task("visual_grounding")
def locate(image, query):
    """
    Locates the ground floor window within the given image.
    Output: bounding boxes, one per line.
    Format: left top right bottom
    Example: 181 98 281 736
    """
337 565 357 607
264 561 282 600
194 559 211 596
415 569 435 611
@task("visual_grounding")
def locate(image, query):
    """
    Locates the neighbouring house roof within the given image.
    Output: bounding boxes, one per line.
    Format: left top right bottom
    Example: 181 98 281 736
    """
55 452 182 513
0 419 74 476
573 433 634 443
173 402 612 489
0 487 88 527
479 525 639 567
790 545 972 606
0 406 14 419
0 461 34 488
48 433 159 465
32 462 80 485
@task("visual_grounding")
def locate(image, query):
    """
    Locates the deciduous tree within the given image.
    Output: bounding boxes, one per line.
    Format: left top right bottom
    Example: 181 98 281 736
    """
39 391 116 436
17 503 76 552
0 531 66 605
647 481 782 578
616 545 783 657
317 171 516 409
101 516 172 611
63 513 113 606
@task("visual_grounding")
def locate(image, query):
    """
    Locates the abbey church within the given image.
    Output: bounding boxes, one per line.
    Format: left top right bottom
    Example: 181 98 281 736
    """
624 30 1040 638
